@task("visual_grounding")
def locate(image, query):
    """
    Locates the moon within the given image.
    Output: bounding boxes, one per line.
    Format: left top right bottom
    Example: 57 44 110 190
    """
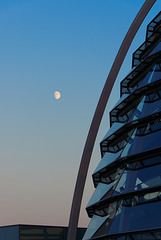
54 91 61 100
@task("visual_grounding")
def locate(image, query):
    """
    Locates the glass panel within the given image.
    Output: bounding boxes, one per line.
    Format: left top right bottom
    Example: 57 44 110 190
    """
146 42 161 58
133 28 161 66
76 228 87 240
117 107 137 124
116 237 127 240
136 118 161 136
113 170 127 195
155 231 161 240
101 168 124 185
101 122 124 143
82 215 109 240
121 129 161 158
103 201 120 217
122 63 161 95
87 181 118 208
108 201 161 234
127 97 145 122
93 218 113 238
20 226 64 240
132 233 154 240
127 155 161 170
0 226 19 240
20 226 86 240
139 69 161 90
136 65 157 89
146 90 161 103
143 155 161 167
110 94 129 113
147 12 161 38
93 151 122 175
107 129 135 154
128 98 161 123
113 164 161 196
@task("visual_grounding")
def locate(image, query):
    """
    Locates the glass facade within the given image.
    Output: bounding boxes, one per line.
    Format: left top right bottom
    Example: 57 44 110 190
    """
0 225 86 240
83 12 161 240
19 225 86 240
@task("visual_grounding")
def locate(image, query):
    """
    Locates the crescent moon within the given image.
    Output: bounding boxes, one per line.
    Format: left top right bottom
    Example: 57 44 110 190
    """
54 91 61 100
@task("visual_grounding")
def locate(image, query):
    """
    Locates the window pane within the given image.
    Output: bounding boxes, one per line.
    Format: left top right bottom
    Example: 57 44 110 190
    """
20 226 64 240
87 181 118 208
113 164 161 195
82 215 109 240
121 130 161 158
128 98 161 123
93 151 122 176
108 201 161 234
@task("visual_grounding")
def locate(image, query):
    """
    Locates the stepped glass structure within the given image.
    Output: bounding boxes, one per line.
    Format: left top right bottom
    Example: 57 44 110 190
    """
83 12 161 240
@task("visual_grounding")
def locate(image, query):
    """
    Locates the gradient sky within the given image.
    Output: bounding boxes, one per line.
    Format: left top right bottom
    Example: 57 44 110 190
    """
0 0 160 228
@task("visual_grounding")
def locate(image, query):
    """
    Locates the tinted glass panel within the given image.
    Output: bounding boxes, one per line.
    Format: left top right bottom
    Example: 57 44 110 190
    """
113 164 161 195
143 155 161 167
82 215 109 240
101 168 124 185
154 231 161 240
121 129 161 158
131 232 155 240
20 226 64 240
137 64 161 89
136 67 156 89
111 94 129 112
136 118 161 136
0 226 19 240
102 123 124 142
108 201 161 234
128 98 161 123
20 226 86 240
126 64 161 95
126 155 161 170
147 42 161 57
126 66 155 93
87 181 118 208
127 97 145 122
93 151 122 175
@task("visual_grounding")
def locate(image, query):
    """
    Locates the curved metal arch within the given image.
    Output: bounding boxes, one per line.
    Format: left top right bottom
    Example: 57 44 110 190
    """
67 1 157 240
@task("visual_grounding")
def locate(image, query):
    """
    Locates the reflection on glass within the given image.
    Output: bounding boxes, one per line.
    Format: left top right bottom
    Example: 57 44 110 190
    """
129 98 161 123
101 122 124 143
108 201 161 234
127 155 161 170
107 129 135 154
131 232 155 240
87 181 118 208
101 168 124 185
121 129 161 157
93 151 122 176
20 225 86 240
113 164 161 196
128 97 145 122
122 62 161 96
128 64 159 94
20 226 64 240
146 88 161 103
82 215 109 240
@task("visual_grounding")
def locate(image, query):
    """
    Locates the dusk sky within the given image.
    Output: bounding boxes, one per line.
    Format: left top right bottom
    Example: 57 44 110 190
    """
0 0 160 228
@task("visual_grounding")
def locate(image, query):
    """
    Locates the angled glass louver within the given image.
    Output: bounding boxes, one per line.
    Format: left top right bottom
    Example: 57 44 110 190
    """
83 12 161 240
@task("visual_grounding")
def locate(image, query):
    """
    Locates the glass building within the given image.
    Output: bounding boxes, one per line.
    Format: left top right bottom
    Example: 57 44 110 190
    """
0 224 86 240
83 12 161 240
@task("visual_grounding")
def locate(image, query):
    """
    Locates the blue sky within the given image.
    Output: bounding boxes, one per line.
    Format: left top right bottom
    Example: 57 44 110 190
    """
0 0 160 227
